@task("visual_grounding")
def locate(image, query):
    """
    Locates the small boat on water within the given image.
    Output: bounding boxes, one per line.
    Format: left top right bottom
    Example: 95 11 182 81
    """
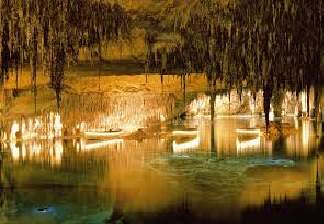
84 128 124 138
83 139 124 151
173 136 199 153
172 128 198 136
236 136 261 152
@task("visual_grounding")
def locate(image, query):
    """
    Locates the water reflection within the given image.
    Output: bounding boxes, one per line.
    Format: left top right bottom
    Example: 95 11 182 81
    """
0 94 324 223
3 115 321 163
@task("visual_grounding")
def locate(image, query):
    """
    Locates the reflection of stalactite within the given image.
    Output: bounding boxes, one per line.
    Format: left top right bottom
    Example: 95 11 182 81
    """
263 82 273 132
210 88 216 152
183 73 186 109
306 85 310 117
53 43 66 111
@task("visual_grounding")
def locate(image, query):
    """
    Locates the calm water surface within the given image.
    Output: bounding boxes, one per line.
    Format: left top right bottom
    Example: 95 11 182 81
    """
1 114 324 223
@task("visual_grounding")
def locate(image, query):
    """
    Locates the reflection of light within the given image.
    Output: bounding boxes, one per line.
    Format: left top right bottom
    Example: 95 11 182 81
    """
301 91 307 113
269 104 274 121
1 132 8 142
160 114 166 122
76 122 86 134
294 103 299 117
302 120 309 150
83 139 124 151
10 141 27 160
172 136 199 153
51 140 63 164
10 141 21 160
249 117 257 128
10 121 19 141
9 139 64 165
34 118 41 130
21 119 26 137
236 136 261 152
294 118 299 129
236 128 260 135
195 114 259 119
31 142 42 155
54 113 63 137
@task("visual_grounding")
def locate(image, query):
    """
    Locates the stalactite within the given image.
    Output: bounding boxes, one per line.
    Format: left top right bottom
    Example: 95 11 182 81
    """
143 0 321 124
30 25 37 92
1 0 129 98
1 19 10 84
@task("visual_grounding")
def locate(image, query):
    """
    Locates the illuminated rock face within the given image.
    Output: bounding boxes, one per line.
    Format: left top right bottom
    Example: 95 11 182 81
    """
187 91 263 115
60 92 175 132
187 90 315 117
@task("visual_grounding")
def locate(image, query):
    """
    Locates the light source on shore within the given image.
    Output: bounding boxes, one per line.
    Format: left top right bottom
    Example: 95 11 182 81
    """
8 112 64 142
188 94 210 115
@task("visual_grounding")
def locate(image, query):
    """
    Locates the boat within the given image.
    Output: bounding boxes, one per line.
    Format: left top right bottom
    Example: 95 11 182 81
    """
83 139 124 151
236 135 261 150
173 136 199 153
172 128 198 136
236 128 260 135
84 128 124 138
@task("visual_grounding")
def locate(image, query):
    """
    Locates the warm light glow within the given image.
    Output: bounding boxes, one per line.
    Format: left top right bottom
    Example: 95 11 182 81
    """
52 140 64 164
54 113 63 138
7 112 64 142
9 139 63 165
302 119 310 151
269 104 274 121
10 121 19 141
10 141 21 160
301 91 307 113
